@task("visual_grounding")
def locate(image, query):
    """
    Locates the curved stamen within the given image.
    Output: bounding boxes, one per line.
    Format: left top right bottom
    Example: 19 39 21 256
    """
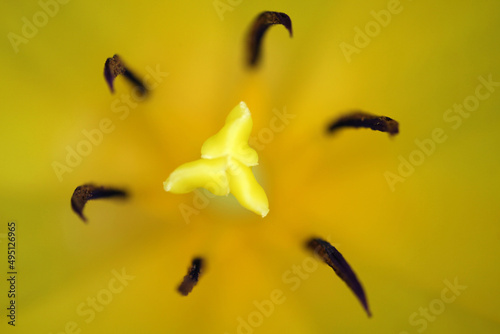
247 11 293 67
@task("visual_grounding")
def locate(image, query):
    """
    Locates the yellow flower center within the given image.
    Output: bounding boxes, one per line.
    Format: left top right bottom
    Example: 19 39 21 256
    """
163 101 269 217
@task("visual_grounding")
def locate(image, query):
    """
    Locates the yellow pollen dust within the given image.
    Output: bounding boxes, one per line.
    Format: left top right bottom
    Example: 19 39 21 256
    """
163 102 269 217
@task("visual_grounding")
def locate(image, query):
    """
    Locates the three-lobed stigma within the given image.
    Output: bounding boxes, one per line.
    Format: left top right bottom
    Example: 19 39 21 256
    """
163 102 269 217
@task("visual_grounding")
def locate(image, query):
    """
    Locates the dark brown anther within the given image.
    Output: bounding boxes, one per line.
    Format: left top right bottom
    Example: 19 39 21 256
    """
104 54 147 96
327 111 399 136
177 257 204 296
247 11 293 67
306 238 371 317
71 183 127 222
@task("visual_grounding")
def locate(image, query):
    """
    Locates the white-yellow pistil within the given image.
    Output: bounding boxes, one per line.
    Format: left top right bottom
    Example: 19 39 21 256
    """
163 102 269 217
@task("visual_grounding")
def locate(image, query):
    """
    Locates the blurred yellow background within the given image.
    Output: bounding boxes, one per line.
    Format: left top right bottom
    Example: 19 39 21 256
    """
0 0 499 333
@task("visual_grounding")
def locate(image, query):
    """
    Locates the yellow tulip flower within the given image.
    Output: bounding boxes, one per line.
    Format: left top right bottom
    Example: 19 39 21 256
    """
1 1 499 333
